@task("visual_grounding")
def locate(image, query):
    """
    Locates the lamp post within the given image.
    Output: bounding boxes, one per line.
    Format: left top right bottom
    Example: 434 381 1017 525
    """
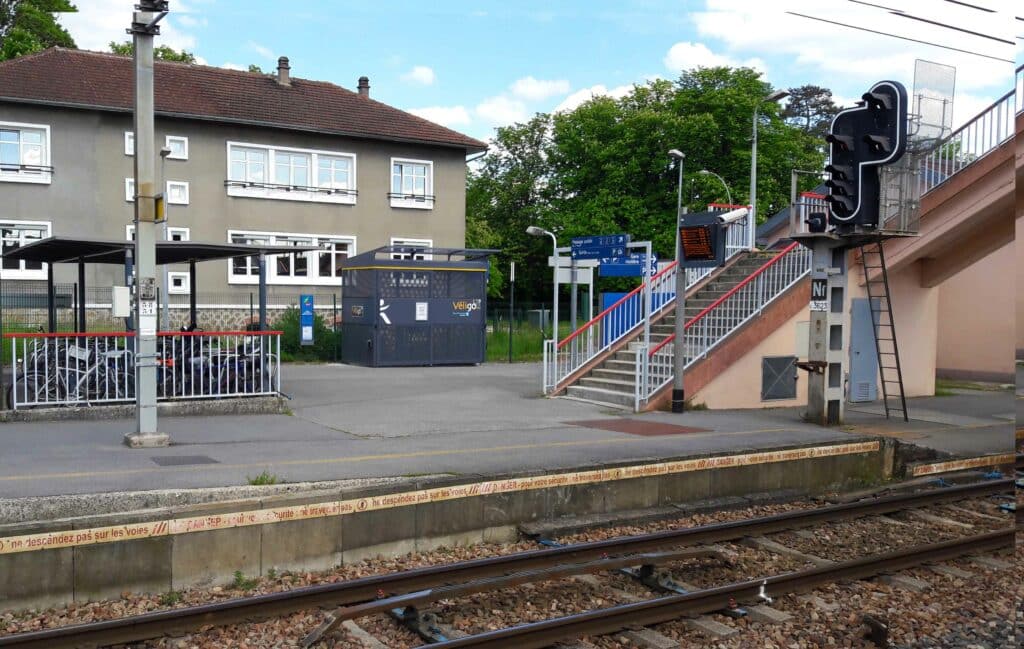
698 169 733 205
748 90 789 250
526 226 558 346
668 149 686 413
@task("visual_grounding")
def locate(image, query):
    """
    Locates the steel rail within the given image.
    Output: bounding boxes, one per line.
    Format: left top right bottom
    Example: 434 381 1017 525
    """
0 479 1009 649
429 529 1015 649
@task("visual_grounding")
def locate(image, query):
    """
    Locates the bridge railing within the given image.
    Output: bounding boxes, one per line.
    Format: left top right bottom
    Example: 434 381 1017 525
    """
920 87 1016 195
542 218 748 394
634 241 812 411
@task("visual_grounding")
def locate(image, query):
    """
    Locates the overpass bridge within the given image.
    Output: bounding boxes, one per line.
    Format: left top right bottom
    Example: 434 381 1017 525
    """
546 66 1023 411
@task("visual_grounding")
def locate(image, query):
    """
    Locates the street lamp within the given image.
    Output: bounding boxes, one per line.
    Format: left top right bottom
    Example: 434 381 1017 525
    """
667 149 686 413
748 89 789 250
526 226 559 344
698 169 733 205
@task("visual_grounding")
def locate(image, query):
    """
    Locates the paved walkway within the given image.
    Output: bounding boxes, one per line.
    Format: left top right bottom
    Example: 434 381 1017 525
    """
0 363 1014 499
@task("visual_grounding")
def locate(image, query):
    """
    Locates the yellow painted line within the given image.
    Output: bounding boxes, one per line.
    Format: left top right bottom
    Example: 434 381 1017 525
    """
910 453 1015 477
0 440 880 555
0 428 788 484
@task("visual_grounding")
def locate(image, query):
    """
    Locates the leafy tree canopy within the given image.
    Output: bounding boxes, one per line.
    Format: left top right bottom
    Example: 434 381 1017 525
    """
470 66 829 302
782 84 840 140
109 40 196 63
0 0 76 61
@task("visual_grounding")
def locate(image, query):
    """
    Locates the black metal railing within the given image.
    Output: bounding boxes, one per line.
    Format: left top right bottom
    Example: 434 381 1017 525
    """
0 164 54 175
387 192 435 202
224 179 357 197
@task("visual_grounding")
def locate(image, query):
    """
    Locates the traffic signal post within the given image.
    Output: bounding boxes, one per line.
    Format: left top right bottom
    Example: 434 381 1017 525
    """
793 79 911 427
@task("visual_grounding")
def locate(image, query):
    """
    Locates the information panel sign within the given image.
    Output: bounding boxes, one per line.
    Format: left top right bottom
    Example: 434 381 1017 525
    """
300 294 314 346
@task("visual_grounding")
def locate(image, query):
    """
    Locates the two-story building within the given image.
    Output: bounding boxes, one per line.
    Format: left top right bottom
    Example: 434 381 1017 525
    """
0 48 485 326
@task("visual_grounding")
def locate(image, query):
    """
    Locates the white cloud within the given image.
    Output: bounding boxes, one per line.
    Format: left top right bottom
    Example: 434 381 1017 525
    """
221 62 246 71
663 41 767 75
690 0 1013 103
476 96 529 127
193 56 207 66
401 65 436 85
510 76 571 101
409 106 472 127
178 15 207 28
553 84 633 113
59 0 198 52
248 41 275 60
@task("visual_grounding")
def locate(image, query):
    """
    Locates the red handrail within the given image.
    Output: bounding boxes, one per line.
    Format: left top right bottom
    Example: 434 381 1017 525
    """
4 330 283 339
556 260 678 349
647 241 801 357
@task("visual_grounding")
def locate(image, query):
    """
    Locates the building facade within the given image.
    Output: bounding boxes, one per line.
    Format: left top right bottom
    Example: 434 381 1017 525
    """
0 49 485 325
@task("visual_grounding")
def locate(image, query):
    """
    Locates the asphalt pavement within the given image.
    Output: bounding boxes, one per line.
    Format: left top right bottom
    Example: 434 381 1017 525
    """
0 363 1014 499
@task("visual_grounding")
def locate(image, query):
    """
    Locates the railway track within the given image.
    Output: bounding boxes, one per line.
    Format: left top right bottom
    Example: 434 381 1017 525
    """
0 478 1014 649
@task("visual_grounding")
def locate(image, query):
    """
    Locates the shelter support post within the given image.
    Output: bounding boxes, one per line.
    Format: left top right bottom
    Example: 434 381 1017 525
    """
76 259 86 333
258 251 267 331
46 263 56 333
189 260 197 329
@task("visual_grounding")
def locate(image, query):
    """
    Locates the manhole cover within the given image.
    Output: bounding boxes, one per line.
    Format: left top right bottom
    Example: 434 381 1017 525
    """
151 455 220 467
565 419 711 436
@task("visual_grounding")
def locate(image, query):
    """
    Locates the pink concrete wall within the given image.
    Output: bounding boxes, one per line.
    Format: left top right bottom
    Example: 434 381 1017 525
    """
937 241 1016 381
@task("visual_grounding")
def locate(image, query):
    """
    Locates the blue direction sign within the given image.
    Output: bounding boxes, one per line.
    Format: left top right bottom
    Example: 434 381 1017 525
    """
300 294 314 346
571 234 630 260
598 253 658 277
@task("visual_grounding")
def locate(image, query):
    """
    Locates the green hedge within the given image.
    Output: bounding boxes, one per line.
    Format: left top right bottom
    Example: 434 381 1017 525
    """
272 307 340 362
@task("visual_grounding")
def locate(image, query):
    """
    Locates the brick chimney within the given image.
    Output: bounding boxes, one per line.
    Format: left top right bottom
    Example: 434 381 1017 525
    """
276 56 291 86
357 76 370 98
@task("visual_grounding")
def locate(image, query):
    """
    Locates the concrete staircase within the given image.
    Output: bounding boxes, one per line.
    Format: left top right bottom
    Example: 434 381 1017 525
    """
563 251 781 409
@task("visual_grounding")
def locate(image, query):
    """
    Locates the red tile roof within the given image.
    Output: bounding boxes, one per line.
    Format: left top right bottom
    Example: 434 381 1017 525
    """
0 48 486 152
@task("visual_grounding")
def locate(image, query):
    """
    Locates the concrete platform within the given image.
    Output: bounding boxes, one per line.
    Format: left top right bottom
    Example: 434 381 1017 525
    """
0 363 1013 501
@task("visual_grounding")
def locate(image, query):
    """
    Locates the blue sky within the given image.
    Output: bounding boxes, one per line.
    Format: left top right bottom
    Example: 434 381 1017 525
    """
62 1 1019 141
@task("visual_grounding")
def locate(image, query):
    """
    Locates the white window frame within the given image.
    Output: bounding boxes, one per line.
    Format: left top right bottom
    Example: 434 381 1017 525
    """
225 141 357 205
227 229 356 286
389 157 434 209
124 131 135 156
0 219 52 280
125 178 135 202
390 237 434 260
0 121 52 185
167 271 191 294
127 225 190 241
166 180 190 205
165 135 188 160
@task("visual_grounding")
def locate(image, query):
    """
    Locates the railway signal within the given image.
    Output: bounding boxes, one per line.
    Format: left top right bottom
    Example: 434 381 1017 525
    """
825 80 908 229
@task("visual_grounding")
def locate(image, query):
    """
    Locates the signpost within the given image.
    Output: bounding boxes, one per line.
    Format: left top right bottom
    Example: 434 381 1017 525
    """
571 234 629 261
300 294 314 346
598 253 658 277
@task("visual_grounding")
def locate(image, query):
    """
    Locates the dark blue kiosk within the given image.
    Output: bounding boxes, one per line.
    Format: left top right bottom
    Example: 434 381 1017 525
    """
339 246 495 367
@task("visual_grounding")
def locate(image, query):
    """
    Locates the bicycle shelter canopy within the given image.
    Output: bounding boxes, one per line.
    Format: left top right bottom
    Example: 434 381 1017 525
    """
1 236 320 332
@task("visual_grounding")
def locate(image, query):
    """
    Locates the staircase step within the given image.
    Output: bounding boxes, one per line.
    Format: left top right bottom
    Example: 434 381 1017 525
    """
578 376 635 392
590 368 635 381
604 359 636 372
613 350 639 362
564 385 635 409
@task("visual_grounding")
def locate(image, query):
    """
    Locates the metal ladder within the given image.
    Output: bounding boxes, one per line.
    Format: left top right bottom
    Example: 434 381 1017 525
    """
859 241 909 421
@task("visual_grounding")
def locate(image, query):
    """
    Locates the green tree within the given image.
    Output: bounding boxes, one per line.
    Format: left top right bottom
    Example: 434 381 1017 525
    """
782 84 840 140
470 66 829 304
108 40 196 63
0 0 76 61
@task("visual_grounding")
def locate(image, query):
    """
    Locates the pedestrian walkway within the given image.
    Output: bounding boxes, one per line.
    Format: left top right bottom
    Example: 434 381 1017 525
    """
0 363 1013 499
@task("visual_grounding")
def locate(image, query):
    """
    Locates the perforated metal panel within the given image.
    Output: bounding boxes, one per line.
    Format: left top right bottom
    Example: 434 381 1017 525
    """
762 356 798 401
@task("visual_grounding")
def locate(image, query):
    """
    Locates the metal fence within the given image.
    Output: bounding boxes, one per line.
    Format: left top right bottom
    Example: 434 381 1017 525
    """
6 330 281 409
919 88 1016 195
542 219 748 394
634 241 812 410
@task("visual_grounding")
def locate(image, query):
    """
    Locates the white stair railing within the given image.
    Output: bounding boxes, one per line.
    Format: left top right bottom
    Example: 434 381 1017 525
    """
543 218 748 394
634 241 812 411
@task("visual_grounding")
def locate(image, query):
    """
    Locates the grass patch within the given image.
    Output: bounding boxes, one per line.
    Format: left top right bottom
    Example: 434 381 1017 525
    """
485 323 577 363
685 400 709 411
246 470 280 486
231 570 259 591
158 590 182 606
935 378 1010 393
